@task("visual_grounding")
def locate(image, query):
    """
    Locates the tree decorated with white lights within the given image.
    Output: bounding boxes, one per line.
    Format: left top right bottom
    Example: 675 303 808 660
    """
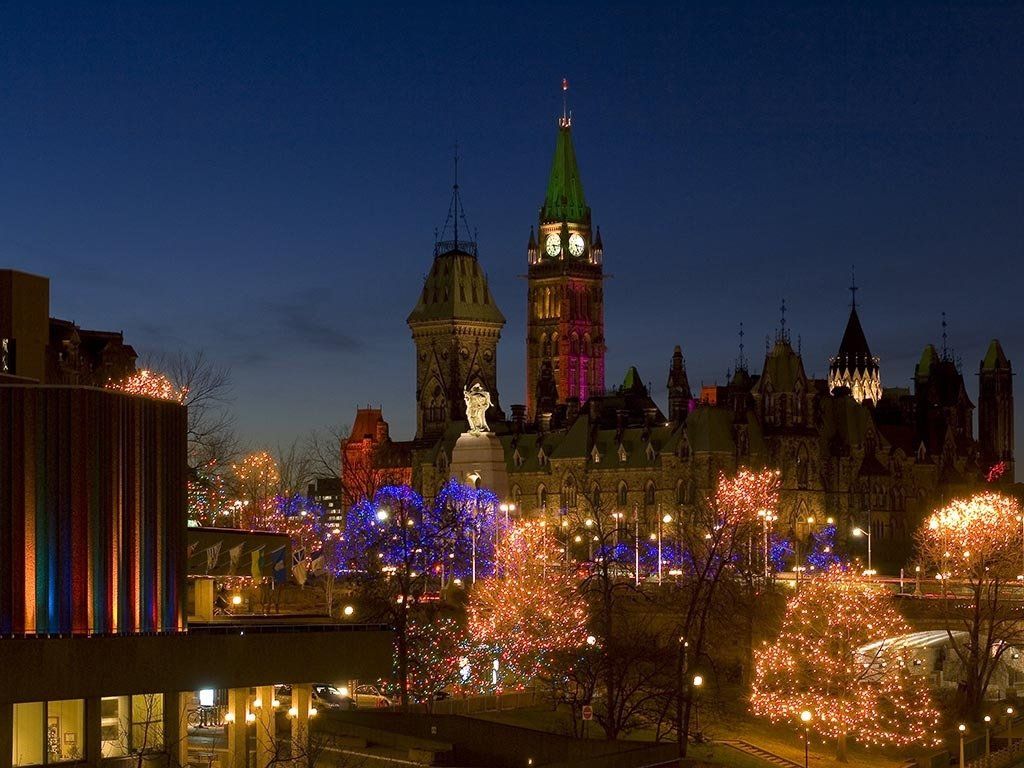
751 567 939 761
915 492 1024 715
467 522 588 691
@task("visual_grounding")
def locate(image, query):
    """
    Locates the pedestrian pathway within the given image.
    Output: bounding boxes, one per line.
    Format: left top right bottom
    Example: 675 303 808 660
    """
719 739 806 768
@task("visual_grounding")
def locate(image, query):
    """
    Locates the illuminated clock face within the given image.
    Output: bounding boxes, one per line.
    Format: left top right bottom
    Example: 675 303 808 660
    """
568 233 585 257
544 233 562 257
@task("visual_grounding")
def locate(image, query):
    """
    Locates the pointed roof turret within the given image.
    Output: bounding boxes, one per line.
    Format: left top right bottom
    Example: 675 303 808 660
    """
834 307 877 372
982 339 1010 371
541 80 590 225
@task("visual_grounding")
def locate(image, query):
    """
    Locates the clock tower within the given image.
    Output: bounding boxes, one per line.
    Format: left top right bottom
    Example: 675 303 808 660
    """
526 81 605 420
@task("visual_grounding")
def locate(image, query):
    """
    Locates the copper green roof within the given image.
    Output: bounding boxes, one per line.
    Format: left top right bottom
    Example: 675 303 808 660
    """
407 249 505 326
982 339 1010 371
754 339 806 393
915 344 939 380
541 125 589 224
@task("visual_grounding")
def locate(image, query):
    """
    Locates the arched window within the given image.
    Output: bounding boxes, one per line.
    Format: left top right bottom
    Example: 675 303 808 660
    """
511 484 522 511
676 480 686 505
644 481 656 506
537 484 548 511
563 477 578 509
591 483 601 508
617 482 628 508
796 444 809 489
570 333 580 355
541 333 550 358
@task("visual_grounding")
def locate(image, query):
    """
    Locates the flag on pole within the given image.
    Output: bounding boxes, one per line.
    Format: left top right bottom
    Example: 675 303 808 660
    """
270 546 287 584
293 560 308 586
250 547 264 580
205 542 222 573
228 543 244 574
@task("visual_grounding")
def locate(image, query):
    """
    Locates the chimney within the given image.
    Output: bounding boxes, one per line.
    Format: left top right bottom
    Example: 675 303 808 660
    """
644 406 658 426
511 404 526 432
538 412 553 434
566 396 581 423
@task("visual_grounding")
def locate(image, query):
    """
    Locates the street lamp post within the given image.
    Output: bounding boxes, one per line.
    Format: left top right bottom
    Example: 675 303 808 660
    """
958 723 966 768
985 715 992 757
691 675 703 741
1007 706 1015 746
853 526 873 576
757 510 776 580
658 513 673 584
800 710 812 768
634 509 640 585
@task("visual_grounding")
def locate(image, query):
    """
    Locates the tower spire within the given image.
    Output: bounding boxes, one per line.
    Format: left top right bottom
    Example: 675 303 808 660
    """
850 265 858 310
941 312 948 360
736 322 747 371
560 77 570 128
435 141 476 256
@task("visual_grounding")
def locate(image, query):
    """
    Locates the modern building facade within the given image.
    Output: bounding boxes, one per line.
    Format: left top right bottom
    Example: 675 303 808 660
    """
0 272 391 768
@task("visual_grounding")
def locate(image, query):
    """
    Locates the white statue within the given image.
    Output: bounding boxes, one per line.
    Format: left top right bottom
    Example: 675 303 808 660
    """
464 382 493 433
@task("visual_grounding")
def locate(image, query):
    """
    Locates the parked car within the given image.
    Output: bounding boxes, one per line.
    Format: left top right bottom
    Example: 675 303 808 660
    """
351 684 396 709
274 684 355 711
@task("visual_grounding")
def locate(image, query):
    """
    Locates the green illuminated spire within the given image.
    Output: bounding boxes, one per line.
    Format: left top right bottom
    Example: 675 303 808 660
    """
541 80 590 225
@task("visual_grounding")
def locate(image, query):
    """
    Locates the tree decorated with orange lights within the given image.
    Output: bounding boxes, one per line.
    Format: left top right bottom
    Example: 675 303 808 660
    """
107 369 187 402
232 450 281 529
467 522 589 690
915 492 1024 715
751 568 939 761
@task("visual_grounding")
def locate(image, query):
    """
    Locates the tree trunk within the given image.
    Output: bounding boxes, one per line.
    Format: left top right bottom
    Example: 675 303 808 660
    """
836 731 848 762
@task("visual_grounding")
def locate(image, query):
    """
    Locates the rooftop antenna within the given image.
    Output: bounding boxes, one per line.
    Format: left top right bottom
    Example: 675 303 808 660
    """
736 322 747 371
560 77 571 128
453 141 459 246
941 312 948 360
850 265 858 310
435 141 476 256
777 298 790 343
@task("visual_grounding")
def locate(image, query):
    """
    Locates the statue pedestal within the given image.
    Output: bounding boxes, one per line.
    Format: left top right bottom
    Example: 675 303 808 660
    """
450 431 508 498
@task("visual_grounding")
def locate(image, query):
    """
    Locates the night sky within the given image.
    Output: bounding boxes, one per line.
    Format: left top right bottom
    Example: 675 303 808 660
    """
2 3 1022 473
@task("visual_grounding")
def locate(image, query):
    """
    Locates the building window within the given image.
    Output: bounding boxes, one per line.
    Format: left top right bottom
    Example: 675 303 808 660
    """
13 702 44 767
46 700 84 763
591 484 601 508
1 338 13 374
617 482 628 507
13 700 91 766
676 480 686 506
563 478 578 509
644 481 656 506
537 484 547 511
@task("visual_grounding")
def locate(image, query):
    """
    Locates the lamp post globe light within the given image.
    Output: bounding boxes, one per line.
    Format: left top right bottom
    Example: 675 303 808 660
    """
800 710 812 768
852 525 873 576
984 715 992 757
958 723 967 768
691 674 704 740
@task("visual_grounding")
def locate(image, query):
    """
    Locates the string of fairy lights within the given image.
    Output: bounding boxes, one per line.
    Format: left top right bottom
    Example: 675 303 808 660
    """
751 567 942 752
111 367 1013 754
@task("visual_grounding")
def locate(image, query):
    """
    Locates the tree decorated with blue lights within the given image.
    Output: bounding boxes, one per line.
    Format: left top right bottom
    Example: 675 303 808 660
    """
342 481 488 708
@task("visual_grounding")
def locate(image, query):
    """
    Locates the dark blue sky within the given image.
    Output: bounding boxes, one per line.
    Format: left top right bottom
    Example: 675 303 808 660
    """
2 2 1022 463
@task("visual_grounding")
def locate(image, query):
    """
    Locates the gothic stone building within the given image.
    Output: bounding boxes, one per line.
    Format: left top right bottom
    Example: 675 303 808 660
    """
394 98 1016 571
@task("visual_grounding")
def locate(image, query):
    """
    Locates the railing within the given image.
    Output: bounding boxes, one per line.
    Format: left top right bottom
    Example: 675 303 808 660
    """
187 621 389 635
415 689 539 715
434 238 477 256
967 738 1024 768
